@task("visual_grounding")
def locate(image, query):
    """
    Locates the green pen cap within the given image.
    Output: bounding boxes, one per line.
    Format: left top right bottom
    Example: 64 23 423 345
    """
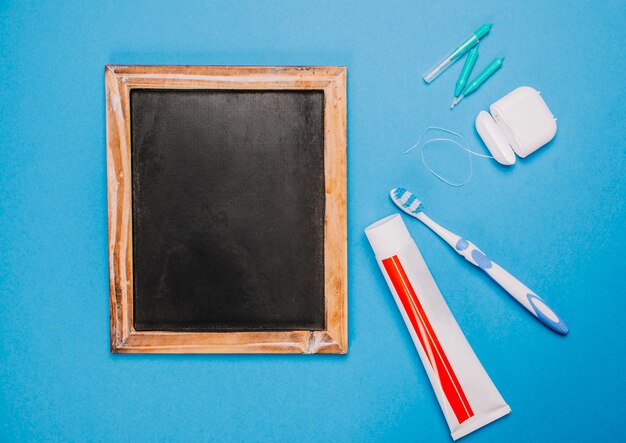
474 24 492 40
451 57 504 108
463 57 504 97
454 45 479 97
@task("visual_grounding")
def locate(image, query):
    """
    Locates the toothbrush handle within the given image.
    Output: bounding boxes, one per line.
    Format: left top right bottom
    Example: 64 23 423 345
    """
454 238 569 335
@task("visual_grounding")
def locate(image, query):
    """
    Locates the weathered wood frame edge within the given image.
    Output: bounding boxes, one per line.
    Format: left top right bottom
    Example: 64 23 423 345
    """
105 65 347 354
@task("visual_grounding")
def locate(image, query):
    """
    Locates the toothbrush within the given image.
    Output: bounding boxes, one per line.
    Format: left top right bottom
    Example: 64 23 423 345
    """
390 187 568 335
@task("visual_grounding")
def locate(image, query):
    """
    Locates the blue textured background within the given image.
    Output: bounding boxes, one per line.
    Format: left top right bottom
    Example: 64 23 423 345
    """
1 1 624 441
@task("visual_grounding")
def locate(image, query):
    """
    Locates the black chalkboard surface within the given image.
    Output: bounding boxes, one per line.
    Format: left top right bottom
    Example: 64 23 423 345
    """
130 89 326 332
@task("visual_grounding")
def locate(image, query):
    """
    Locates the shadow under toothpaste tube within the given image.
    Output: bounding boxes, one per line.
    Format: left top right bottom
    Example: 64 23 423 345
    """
365 214 511 440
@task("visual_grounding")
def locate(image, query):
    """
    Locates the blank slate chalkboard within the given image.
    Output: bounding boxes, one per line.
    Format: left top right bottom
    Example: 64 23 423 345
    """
106 66 347 354
131 89 325 332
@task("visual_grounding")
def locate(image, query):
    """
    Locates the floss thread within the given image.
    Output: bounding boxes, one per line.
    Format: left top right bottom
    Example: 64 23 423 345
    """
404 126 493 187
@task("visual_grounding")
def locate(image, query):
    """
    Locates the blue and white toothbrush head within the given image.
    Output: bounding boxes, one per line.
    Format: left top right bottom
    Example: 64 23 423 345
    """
390 188 424 217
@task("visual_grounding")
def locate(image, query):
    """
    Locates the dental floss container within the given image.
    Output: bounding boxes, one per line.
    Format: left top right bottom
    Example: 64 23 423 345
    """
476 86 557 165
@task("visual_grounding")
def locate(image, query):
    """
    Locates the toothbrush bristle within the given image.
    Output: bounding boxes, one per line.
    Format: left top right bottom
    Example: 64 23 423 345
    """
390 188 424 215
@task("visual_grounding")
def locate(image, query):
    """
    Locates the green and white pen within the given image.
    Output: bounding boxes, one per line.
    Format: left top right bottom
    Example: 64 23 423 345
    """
423 24 492 83
451 57 504 109
454 46 479 101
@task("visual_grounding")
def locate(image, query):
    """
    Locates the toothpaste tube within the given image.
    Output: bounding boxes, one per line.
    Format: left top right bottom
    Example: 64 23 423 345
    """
365 214 511 440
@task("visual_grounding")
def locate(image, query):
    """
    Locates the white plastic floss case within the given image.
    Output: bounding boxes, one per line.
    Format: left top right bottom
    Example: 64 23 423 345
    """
476 86 557 165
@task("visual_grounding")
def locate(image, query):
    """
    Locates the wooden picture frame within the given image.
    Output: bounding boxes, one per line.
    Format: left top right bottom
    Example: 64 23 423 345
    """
105 66 347 354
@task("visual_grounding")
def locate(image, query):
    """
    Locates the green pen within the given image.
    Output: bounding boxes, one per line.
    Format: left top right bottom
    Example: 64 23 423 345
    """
423 24 492 83
451 57 504 109
454 46 479 99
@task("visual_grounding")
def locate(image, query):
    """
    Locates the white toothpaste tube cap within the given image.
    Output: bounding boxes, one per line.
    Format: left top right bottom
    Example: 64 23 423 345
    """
365 214 412 259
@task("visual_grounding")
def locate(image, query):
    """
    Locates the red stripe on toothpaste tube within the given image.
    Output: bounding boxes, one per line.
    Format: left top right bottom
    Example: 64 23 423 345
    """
365 214 511 440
